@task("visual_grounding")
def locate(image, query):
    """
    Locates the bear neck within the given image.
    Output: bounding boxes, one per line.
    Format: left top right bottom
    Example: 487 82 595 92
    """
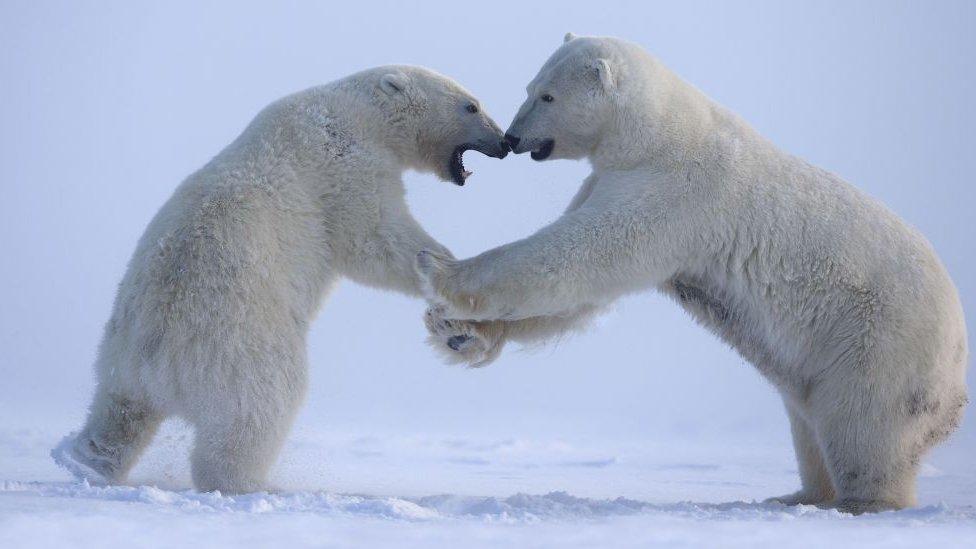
591 64 762 177
220 86 414 187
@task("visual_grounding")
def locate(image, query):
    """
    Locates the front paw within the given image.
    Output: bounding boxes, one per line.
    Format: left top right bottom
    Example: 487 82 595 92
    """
415 251 490 319
415 250 452 303
424 307 505 367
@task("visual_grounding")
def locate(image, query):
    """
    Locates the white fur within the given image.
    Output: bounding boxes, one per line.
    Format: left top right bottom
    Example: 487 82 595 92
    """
418 36 969 513
53 66 506 493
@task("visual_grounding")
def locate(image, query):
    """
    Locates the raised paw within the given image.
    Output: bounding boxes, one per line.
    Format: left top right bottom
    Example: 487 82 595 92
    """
415 251 497 320
415 250 453 305
424 306 505 367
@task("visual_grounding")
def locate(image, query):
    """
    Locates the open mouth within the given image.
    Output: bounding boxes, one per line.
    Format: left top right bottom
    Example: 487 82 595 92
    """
530 139 554 161
449 144 474 186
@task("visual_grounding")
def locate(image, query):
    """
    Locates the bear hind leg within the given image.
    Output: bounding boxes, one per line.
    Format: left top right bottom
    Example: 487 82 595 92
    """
53 390 162 484
766 399 835 506
816 406 917 514
190 409 297 493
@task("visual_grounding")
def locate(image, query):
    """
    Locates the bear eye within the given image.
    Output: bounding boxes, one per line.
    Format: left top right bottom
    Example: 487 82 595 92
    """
541 94 554 103
466 103 479 113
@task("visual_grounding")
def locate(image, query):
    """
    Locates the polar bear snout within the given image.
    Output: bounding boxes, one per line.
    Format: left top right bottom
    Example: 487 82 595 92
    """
506 89 559 160
506 134 555 161
504 128 554 160
504 130 529 155
469 137 510 160
529 139 555 161
504 133 521 151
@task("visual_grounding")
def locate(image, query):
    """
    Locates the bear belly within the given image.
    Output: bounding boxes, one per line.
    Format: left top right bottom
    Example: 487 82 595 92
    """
666 275 800 394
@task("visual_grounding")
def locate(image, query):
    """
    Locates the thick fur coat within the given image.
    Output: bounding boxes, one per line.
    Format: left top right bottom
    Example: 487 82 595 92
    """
53 66 507 492
419 35 968 513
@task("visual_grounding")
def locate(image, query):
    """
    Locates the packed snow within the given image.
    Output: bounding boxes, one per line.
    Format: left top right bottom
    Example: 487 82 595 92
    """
2 424 975 548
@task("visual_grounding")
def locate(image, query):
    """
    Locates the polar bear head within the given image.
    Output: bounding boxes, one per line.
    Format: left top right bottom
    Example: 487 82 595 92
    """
372 66 509 185
505 34 667 164
504 34 621 161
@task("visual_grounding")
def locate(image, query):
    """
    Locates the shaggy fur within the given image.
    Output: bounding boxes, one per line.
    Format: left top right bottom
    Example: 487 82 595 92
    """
52 66 507 493
419 35 968 513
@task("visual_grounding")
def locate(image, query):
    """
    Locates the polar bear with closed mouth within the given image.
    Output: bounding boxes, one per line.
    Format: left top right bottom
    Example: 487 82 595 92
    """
418 34 968 513
52 65 508 493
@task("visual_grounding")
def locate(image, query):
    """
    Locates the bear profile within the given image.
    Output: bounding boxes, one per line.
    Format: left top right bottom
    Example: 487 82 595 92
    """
52 66 508 493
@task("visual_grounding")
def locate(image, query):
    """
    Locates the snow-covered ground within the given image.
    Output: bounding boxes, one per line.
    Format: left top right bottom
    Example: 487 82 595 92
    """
2 424 975 548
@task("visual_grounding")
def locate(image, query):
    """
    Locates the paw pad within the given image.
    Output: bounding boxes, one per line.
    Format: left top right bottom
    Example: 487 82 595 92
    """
447 335 470 351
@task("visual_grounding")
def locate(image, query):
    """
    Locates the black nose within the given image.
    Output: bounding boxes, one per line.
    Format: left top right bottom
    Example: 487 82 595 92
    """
504 133 521 150
488 140 508 159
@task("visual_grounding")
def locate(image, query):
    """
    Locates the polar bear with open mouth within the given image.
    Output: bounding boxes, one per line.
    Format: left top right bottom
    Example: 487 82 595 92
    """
53 65 508 493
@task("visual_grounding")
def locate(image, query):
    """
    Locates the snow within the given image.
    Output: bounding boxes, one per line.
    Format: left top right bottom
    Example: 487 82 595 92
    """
2 425 975 549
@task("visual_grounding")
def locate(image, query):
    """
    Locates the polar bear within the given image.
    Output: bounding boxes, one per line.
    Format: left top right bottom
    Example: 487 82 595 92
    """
52 66 508 493
417 35 968 513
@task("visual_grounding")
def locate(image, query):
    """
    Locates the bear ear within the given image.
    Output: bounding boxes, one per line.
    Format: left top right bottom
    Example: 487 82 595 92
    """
563 32 578 43
379 72 409 96
592 58 614 91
